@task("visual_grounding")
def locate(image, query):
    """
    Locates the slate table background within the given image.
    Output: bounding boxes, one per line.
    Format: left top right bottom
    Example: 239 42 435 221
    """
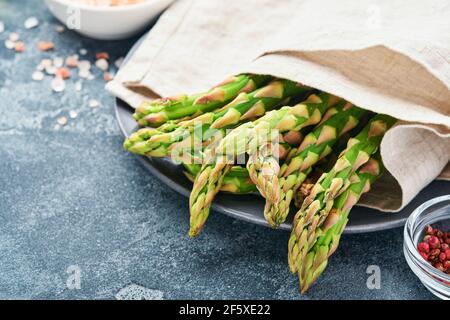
0 0 439 299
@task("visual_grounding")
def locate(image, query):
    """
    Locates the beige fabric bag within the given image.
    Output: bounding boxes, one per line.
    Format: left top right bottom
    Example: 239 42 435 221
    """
107 0 450 212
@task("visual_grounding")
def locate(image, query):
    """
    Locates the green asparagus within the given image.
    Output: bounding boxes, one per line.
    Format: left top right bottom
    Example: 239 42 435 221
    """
288 114 396 275
183 164 257 194
246 92 340 206
134 74 271 127
188 93 344 237
298 157 383 293
292 134 352 208
264 103 368 227
124 79 310 160
183 132 298 195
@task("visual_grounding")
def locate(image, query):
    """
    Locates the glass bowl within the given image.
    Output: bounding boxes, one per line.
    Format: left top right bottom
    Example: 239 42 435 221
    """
404 195 450 300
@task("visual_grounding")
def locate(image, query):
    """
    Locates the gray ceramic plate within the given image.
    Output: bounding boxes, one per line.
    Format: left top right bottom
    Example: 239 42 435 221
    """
114 34 449 234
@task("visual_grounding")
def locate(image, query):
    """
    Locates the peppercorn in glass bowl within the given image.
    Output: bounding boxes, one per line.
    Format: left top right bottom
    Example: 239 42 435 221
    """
404 195 450 300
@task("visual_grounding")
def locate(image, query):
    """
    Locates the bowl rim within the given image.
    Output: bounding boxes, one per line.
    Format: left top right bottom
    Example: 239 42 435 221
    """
404 195 450 283
46 0 174 13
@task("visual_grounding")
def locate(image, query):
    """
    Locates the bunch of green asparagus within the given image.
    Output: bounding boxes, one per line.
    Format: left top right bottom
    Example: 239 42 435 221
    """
124 73 396 293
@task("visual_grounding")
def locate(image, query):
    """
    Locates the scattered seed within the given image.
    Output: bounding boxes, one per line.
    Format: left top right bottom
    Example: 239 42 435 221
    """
88 99 100 108
41 59 53 68
55 25 65 33
15 41 25 53
114 57 124 68
24 17 39 29
103 72 112 82
95 58 109 71
51 77 66 92
78 60 92 79
5 39 15 50
78 60 91 70
0 21 4 34
32 71 44 81
57 116 68 126
56 67 71 79
79 48 87 55
65 55 79 68
9 32 19 42
37 63 46 71
75 81 83 92
53 57 64 68
78 69 93 79
45 65 57 75
69 111 78 119
37 41 55 52
40 59 53 72
96 52 109 60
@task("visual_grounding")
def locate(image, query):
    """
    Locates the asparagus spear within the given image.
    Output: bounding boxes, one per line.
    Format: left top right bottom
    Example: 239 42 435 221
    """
188 94 344 237
124 80 310 160
221 167 257 193
298 157 383 293
183 134 297 195
189 154 231 237
247 92 340 205
264 103 368 227
292 140 348 208
183 164 257 194
293 173 324 209
288 114 396 274
134 74 271 127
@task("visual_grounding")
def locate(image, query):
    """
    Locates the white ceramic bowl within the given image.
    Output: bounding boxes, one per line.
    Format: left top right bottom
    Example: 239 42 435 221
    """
44 0 175 40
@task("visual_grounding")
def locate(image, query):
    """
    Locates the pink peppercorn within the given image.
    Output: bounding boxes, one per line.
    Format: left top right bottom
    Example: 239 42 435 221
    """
419 251 429 261
430 248 441 260
444 260 450 270
425 225 434 235
427 236 441 249
418 225 450 274
445 249 450 260
435 262 445 272
418 242 430 253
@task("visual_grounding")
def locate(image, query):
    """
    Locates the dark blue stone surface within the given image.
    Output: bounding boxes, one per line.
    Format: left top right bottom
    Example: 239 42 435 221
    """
0 1 438 299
